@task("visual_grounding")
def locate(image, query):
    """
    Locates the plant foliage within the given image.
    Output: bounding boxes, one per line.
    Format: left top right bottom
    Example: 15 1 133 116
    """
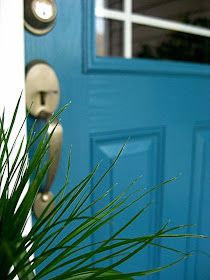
0 97 206 279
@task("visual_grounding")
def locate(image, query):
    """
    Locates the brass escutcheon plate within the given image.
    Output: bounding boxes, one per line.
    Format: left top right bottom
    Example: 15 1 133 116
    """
25 60 60 118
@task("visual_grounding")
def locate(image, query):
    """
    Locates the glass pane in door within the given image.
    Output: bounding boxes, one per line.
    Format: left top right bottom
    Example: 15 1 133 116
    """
132 0 210 28
132 23 210 63
96 0 124 11
96 17 124 57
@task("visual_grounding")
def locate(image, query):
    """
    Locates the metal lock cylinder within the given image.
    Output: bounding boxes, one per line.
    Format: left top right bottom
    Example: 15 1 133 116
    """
24 0 57 35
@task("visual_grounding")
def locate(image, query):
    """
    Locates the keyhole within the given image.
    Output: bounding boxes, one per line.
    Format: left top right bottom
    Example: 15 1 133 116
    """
40 91 46 105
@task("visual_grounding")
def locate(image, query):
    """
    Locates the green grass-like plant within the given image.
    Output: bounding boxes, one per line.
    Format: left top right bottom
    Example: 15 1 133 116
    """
0 97 206 279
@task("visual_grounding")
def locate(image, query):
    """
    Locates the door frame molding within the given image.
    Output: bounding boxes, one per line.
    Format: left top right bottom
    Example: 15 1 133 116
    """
0 0 31 234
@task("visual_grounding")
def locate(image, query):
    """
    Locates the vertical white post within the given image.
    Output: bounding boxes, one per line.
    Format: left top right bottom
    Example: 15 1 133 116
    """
0 0 25 109
124 0 132 58
0 0 31 235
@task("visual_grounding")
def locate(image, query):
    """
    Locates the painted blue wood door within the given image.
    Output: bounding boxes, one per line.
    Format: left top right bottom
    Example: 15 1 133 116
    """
25 1 210 279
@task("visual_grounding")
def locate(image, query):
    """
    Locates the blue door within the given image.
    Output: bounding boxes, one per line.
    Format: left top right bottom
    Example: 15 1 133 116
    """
25 1 210 279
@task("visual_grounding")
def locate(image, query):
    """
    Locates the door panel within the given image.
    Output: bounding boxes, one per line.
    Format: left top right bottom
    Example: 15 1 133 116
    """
90 128 165 274
25 0 210 279
185 124 210 280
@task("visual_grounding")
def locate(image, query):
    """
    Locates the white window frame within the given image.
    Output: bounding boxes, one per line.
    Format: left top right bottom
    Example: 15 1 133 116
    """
95 0 210 58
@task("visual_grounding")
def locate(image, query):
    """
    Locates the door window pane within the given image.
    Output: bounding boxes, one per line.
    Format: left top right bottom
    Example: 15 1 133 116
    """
132 0 210 29
95 0 210 64
96 18 124 57
132 23 210 63
96 0 124 11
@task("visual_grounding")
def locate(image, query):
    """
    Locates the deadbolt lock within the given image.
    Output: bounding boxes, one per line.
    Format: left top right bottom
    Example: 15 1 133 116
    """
25 61 60 117
24 0 57 35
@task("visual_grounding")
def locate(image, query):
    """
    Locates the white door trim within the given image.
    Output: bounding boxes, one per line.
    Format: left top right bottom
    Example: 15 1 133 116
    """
0 0 31 234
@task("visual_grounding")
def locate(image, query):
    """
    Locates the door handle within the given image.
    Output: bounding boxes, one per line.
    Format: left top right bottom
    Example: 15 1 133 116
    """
33 114 63 219
42 116 62 197
25 61 62 218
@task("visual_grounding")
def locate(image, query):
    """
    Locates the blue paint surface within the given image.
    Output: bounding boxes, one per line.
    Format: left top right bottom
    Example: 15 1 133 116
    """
25 1 210 279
